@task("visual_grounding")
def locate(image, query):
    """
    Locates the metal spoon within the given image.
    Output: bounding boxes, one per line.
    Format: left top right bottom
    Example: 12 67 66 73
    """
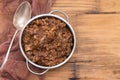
0 1 31 69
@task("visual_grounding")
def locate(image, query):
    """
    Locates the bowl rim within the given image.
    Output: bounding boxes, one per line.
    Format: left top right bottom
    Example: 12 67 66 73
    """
19 13 76 69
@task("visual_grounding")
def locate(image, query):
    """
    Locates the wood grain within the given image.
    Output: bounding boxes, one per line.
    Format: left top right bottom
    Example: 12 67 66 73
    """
45 0 120 80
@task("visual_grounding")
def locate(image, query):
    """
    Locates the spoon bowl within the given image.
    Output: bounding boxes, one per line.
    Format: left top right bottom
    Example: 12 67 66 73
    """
13 1 31 29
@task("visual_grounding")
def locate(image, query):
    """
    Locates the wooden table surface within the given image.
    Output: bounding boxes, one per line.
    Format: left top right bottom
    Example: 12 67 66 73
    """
44 0 120 80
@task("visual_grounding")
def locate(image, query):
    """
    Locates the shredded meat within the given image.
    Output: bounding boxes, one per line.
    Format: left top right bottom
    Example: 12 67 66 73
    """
22 17 73 66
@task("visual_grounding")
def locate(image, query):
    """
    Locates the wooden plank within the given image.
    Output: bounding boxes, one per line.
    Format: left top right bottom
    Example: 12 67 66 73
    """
77 63 120 80
68 14 120 65
54 0 95 4
44 62 120 80
44 63 73 80
100 0 120 12
52 0 120 13
52 0 97 13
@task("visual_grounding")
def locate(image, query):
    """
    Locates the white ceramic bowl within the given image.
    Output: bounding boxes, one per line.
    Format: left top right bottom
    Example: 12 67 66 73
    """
19 10 76 75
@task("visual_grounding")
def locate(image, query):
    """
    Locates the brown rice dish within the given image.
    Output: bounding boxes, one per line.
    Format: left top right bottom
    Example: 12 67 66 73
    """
22 17 73 66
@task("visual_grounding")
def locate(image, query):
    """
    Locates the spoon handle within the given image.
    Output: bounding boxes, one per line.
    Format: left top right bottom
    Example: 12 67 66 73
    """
0 30 19 69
